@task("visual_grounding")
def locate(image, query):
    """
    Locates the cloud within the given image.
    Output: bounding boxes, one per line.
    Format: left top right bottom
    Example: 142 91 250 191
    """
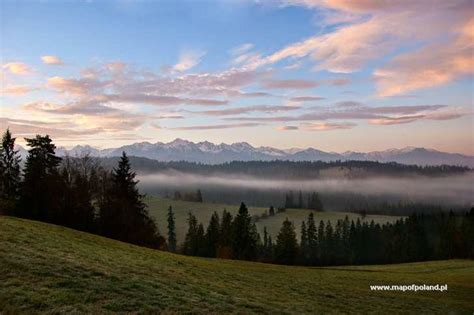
245 0 472 100
375 18 474 96
230 43 255 56
2 62 31 75
41 55 64 65
173 50 206 72
276 125 299 130
289 95 325 102
369 115 425 125
190 105 301 116
0 117 105 139
327 77 350 86
301 122 356 131
107 94 228 106
169 122 261 130
225 102 467 126
262 79 319 89
1 85 36 95
47 76 107 95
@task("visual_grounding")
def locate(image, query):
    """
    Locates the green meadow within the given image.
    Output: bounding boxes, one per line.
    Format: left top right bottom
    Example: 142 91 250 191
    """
2 216 472 314
145 196 402 242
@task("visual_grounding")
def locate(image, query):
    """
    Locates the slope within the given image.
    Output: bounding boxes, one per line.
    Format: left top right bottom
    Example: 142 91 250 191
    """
1 216 473 314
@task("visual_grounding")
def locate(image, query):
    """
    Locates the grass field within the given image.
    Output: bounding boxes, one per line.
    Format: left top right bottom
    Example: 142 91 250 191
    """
1 216 473 314
145 197 402 242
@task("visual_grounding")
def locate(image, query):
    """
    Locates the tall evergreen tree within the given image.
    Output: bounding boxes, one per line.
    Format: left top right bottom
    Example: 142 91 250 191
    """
183 212 199 255
300 221 309 264
19 135 62 221
98 152 163 248
167 206 177 252
232 202 258 260
218 209 234 258
205 211 220 257
275 218 298 265
0 129 21 213
306 212 318 264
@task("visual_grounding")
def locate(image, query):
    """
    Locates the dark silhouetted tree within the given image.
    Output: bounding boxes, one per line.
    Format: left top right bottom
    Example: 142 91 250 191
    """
98 152 163 248
0 129 21 213
217 209 234 258
205 211 220 257
232 202 258 260
19 135 62 221
275 218 298 265
167 206 177 252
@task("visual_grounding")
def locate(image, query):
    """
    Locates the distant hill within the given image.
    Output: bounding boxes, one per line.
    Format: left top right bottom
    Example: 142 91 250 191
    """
1 216 473 313
41 139 474 167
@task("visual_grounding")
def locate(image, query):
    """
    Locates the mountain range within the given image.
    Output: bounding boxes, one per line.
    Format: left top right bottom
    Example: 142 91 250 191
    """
16 138 474 167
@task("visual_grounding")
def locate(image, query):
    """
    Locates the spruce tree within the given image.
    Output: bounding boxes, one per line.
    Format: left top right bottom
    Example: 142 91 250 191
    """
232 202 258 260
275 218 298 265
183 212 198 255
98 152 162 248
306 212 317 264
19 135 62 221
218 209 234 258
300 221 309 264
0 129 21 213
167 206 177 252
205 211 220 257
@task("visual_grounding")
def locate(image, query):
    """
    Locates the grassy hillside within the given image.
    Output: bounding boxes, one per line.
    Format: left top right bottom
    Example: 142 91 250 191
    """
1 216 473 314
146 197 402 242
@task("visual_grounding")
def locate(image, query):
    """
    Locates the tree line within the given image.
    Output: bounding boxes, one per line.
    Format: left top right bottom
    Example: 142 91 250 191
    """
0 129 164 249
99 158 471 180
171 205 474 265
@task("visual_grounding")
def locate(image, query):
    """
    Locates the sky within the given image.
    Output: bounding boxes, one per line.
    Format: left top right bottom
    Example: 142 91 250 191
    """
1 0 473 154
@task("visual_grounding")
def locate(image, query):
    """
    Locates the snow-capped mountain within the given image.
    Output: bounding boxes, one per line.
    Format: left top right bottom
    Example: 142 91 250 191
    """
16 139 474 167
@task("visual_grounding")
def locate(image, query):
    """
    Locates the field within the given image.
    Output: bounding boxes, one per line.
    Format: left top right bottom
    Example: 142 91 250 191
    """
145 197 402 242
1 216 473 314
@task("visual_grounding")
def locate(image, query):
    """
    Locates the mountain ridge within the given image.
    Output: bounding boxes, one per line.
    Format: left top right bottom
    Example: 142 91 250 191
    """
15 139 474 167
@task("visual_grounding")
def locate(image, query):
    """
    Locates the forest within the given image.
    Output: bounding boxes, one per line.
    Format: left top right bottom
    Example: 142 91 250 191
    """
1 128 473 266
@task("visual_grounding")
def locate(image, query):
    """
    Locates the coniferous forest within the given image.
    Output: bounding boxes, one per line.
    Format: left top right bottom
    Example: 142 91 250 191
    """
1 129 473 266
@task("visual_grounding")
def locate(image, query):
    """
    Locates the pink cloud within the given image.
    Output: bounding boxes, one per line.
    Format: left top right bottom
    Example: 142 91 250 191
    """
41 55 64 65
301 122 356 131
2 85 35 95
2 62 31 75
276 125 299 130
262 79 319 89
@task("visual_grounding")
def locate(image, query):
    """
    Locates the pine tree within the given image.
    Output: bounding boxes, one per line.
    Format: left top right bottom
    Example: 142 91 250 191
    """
232 202 258 260
300 221 309 264
218 209 234 259
317 220 325 264
98 152 162 248
298 191 303 209
205 211 220 257
0 129 21 213
19 135 62 221
275 218 298 265
306 212 317 264
183 212 199 255
167 206 177 252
